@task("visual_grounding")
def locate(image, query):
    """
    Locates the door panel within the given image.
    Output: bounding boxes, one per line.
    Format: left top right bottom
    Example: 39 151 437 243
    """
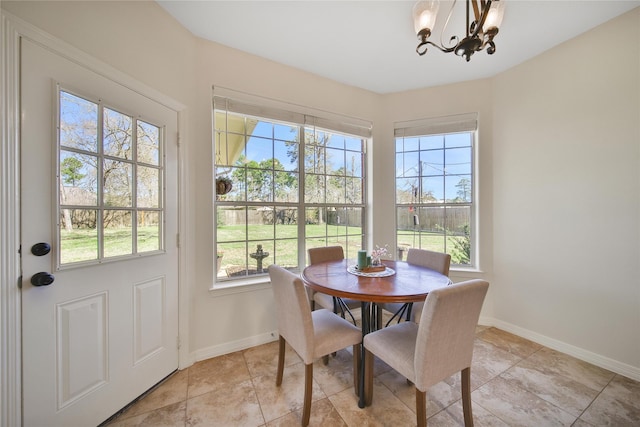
21 39 179 426
57 292 108 409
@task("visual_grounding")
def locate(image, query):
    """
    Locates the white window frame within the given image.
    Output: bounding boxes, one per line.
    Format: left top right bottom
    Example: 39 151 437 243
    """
56 86 166 270
212 87 371 289
394 113 478 269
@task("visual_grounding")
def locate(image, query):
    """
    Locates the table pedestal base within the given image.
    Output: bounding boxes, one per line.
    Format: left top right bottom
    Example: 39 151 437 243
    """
358 301 383 408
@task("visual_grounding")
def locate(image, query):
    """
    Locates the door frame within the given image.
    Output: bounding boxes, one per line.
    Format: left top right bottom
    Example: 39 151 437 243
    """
0 11 191 426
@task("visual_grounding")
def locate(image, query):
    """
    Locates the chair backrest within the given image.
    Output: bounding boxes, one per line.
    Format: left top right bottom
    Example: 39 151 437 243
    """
414 279 489 390
308 245 344 265
268 265 315 363
406 248 451 276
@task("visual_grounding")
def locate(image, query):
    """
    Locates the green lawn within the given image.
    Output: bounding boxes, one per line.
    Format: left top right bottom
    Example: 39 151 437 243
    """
215 224 468 278
60 226 160 264
216 224 363 273
60 223 466 271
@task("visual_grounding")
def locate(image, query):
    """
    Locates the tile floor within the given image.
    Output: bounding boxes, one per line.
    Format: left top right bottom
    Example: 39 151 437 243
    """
105 326 640 426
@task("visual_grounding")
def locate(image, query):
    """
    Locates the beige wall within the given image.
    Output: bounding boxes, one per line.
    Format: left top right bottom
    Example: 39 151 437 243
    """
491 9 640 370
3 1 638 377
189 27 379 356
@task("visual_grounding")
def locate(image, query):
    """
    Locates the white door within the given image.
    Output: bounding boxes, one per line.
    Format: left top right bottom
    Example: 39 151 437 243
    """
21 39 179 426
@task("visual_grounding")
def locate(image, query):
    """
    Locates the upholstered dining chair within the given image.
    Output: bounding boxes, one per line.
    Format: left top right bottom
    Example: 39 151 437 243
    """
308 246 360 325
363 279 489 427
268 265 362 427
379 248 451 325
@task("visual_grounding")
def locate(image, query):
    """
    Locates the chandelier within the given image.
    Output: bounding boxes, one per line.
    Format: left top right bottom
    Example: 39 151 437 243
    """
413 0 505 62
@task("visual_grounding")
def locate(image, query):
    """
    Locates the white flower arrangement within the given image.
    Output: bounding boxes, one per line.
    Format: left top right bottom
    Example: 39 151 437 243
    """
370 244 389 265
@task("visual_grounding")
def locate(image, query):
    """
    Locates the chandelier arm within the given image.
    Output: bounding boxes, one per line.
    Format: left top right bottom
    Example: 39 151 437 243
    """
472 33 497 54
466 0 471 38
416 39 457 56
440 0 459 49
485 40 496 55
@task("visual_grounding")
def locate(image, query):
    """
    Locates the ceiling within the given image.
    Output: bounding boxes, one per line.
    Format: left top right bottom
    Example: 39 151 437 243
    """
157 1 639 94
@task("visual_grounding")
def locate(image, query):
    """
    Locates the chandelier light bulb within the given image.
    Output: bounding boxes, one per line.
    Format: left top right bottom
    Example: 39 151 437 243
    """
483 1 505 31
413 1 439 35
418 10 436 31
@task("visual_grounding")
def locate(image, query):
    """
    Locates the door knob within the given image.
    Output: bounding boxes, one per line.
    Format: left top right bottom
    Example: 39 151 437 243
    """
31 242 51 256
31 272 55 287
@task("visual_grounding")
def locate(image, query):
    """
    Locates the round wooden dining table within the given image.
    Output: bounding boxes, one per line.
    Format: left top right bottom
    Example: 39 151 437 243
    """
301 258 451 407
302 259 450 304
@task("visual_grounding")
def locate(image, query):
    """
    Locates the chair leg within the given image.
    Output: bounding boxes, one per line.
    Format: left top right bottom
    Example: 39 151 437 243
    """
302 363 313 427
364 349 374 406
310 289 316 311
276 336 285 386
416 388 427 427
461 367 474 427
352 344 361 396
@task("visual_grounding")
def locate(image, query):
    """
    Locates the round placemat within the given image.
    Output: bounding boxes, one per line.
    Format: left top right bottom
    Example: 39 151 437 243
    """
347 265 396 277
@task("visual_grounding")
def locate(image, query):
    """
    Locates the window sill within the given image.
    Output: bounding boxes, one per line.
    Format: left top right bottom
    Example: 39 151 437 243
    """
449 266 485 277
209 276 272 297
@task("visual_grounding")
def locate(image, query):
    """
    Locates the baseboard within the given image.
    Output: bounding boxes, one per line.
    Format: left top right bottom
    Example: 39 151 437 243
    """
187 318 640 383
481 317 640 382
189 330 279 366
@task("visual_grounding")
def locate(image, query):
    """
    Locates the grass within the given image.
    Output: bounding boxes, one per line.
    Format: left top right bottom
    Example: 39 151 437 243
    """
216 224 363 272
60 224 466 270
60 226 160 264
216 224 468 278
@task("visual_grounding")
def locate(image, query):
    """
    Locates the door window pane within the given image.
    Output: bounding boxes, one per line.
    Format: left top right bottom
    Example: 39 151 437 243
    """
103 108 133 159
137 211 160 252
103 210 132 257
103 160 133 207
60 91 98 152
60 150 98 206
137 166 160 208
137 121 160 165
59 209 98 264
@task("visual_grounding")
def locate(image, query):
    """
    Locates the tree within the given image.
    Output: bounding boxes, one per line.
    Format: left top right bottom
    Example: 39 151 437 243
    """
454 178 471 202
231 156 296 202
61 157 85 186
302 130 329 208
102 109 133 207
451 224 470 264
60 157 87 232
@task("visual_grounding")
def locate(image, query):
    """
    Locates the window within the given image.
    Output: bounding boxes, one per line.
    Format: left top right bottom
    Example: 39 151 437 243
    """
214 94 369 283
395 113 476 267
58 89 164 267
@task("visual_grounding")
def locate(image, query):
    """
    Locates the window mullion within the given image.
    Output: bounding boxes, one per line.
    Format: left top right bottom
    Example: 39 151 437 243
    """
298 125 306 268
132 117 138 255
97 100 105 261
